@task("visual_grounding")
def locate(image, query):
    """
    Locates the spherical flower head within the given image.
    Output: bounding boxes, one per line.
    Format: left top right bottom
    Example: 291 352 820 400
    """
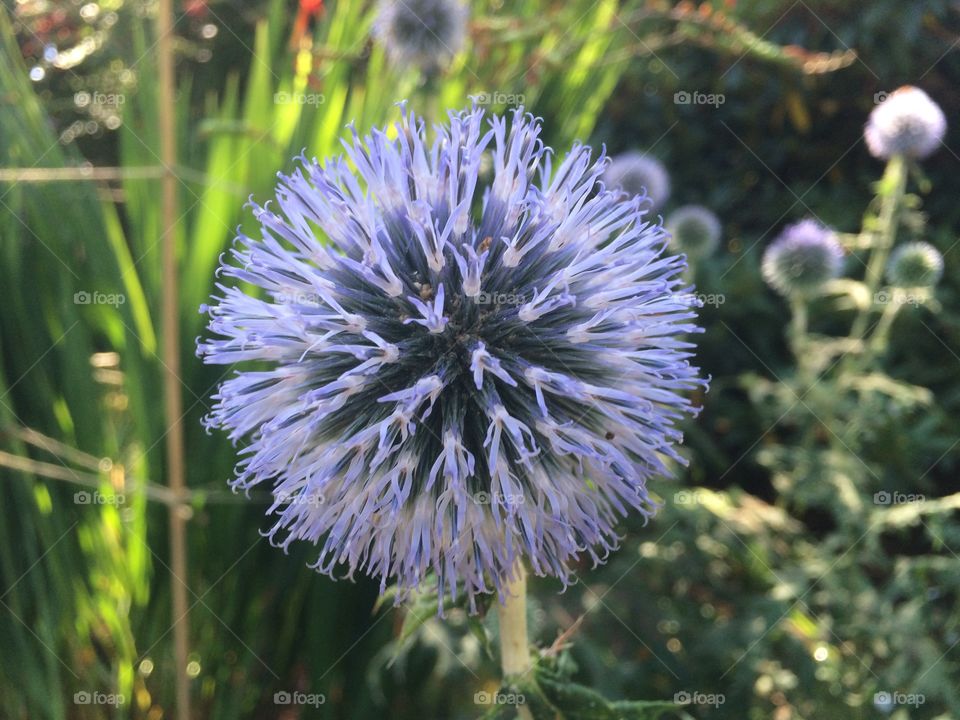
887 241 944 287
199 105 706 612
374 0 467 72
762 220 843 296
666 205 722 259
603 151 671 212
865 86 946 160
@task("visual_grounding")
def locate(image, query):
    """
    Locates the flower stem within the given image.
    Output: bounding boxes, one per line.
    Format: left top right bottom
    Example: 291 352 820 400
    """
866 295 904 358
498 563 531 678
157 0 191 717
789 297 808 355
850 154 907 342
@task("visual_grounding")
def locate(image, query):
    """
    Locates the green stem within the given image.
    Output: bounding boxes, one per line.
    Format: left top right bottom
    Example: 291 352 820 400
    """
849 154 907 343
789 296 808 356
866 296 903 357
789 295 815 388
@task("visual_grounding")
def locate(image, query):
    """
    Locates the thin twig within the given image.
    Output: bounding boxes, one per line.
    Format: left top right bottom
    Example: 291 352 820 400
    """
156 0 191 716
0 164 248 194
0 166 165 182
543 612 587 657
2 424 105 471
0 450 100 486
0 455 271 506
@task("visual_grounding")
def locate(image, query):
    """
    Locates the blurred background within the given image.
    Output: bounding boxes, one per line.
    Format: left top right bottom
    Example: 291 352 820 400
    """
1 0 959 718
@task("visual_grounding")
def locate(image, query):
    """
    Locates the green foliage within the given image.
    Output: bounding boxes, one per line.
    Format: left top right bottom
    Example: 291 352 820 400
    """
511 664 678 720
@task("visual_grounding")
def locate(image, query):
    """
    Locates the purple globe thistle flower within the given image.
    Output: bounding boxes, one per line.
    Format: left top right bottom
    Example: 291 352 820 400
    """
603 151 671 213
865 86 946 160
666 205 722 259
198 105 706 611
374 0 467 73
762 220 844 296
887 241 944 288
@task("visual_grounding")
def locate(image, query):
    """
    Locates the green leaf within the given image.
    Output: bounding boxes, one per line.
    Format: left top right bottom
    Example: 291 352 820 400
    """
486 665 678 720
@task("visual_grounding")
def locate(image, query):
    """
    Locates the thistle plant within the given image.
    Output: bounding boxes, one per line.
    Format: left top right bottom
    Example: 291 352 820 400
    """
761 220 843 298
864 85 946 160
760 220 844 363
734 85 954 714
199 104 705 702
374 0 468 73
666 204 722 261
887 241 944 288
602 151 671 213
746 85 948 546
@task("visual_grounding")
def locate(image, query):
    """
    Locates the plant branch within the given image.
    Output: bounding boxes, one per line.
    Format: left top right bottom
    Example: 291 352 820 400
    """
157 0 191 717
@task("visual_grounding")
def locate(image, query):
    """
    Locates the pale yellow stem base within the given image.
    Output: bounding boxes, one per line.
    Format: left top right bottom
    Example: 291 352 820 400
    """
498 563 532 678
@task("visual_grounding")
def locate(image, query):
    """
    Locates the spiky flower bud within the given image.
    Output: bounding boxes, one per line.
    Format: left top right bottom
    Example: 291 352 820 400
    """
865 86 946 160
374 0 468 72
762 220 843 296
666 205 722 259
603 151 671 212
887 241 944 288
199 106 706 611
